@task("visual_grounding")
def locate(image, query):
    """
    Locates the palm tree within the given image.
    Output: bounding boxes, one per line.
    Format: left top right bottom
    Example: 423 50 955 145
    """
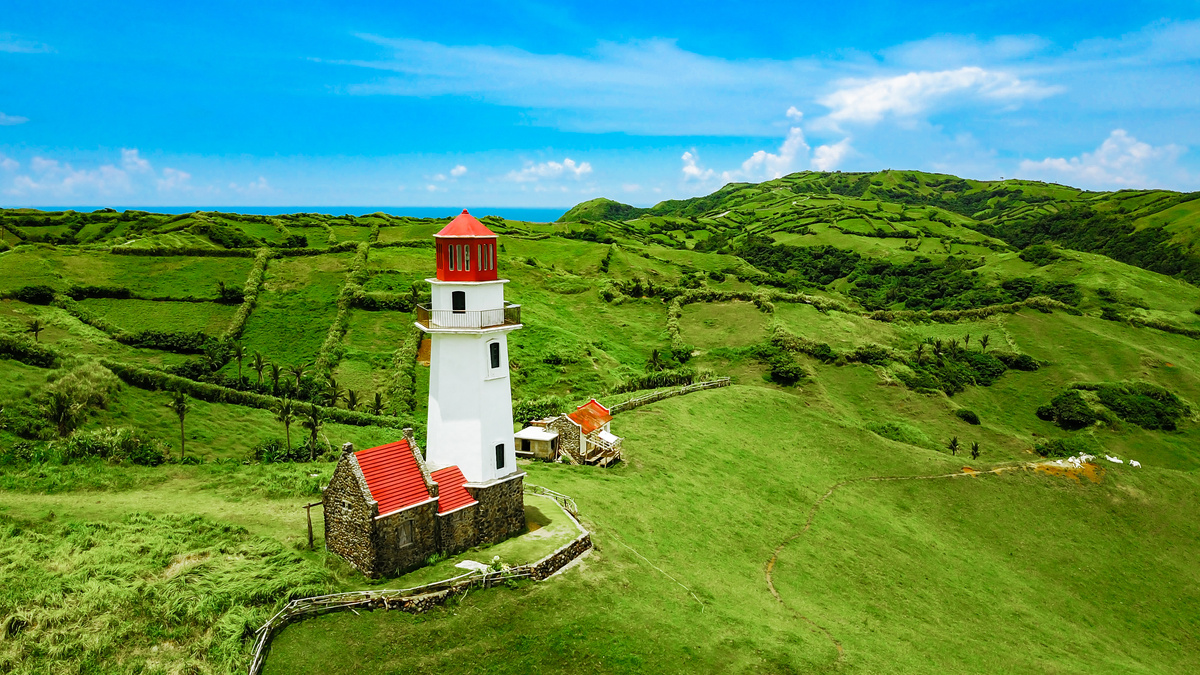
325 377 345 408
275 398 295 449
646 349 667 372
301 405 324 461
166 390 190 461
914 343 926 362
288 362 309 389
963 333 971 349
345 389 360 412
369 392 385 416
26 318 44 343
970 441 981 460
232 341 246 382
932 339 944 357
268 363 282 394
252 351 266 386
979 335 990 352
948 436 960 456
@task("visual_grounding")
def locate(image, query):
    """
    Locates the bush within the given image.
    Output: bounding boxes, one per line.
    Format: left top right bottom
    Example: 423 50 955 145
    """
117 330 213 354
955 409 981 425
0 334 59 368
11 285 56 304
512 395 567 426
992 351 1039 371
59 427 168 466
1018 244 1061 266
0 400 54 440
1034 437 1092 458
1036 390 1098 430
1094 382 1188 431
66 284 132 300
250 438 309 463
768 354 808 385
866 421 936 449
612 368 697 394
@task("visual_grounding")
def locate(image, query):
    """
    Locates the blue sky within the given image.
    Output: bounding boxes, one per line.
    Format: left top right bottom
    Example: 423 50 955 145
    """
1 1 1198 207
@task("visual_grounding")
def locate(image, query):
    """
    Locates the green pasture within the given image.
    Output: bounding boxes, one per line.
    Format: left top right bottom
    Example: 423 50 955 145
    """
77 298 235 334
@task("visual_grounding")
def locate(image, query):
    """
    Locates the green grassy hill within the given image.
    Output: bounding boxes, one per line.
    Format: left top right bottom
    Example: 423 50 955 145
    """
1 172 1199 673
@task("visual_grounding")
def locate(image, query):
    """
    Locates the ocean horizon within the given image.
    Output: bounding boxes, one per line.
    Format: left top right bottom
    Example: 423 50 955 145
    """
10 206 570 222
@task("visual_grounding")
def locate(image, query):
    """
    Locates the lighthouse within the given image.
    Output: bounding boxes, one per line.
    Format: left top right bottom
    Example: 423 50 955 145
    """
418 210 522 483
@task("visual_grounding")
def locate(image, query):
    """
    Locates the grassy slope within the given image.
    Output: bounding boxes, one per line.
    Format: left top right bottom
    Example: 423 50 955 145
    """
265 386 1200 674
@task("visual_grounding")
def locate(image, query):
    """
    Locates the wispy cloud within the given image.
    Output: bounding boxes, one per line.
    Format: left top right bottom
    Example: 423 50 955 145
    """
0 112 30 126
0 33 52 54
818 67 1057 126
1017 129 1188 190
3 149 203 199
507 158 592 182
450 164 467 177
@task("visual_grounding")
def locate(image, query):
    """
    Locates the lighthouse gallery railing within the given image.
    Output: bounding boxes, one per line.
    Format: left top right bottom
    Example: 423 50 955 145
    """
416 303 521 330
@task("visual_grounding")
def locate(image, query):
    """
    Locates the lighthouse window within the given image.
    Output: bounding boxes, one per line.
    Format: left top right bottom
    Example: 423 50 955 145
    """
490 244 496 269
464 244 471 271
495 443 505 470
489 341 501 369
452 291 466 313
478 244 484 270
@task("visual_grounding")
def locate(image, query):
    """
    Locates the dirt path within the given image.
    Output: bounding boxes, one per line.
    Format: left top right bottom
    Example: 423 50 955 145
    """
763 462 1034 664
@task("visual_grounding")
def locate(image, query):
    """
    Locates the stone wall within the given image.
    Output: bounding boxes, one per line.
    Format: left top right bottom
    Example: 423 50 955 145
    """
467 474 525 546
527 532 592 581
437 504 479 555
323 457 378 575
373 501 438 577
546 416 581 460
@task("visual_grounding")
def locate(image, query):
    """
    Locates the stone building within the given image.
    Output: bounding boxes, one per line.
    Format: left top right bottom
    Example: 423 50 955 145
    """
517 399 623 466
323 210 527 577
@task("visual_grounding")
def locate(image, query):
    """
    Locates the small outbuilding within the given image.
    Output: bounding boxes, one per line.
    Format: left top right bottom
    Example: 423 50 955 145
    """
517 399 623 466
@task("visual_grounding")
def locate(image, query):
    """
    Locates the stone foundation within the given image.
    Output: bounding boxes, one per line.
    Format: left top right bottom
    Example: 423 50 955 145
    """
466 473 526 546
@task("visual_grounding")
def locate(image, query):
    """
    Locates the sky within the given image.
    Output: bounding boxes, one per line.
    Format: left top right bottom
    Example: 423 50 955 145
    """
1 0 1198 207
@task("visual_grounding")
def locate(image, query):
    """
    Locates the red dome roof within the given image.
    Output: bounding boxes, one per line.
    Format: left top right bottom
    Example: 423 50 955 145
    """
435 209 497 238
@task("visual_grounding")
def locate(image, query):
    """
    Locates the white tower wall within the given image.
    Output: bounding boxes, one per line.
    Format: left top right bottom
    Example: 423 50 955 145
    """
423 279 518 483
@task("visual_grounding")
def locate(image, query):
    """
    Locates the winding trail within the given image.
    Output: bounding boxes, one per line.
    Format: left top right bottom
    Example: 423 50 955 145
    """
763 462 1035 664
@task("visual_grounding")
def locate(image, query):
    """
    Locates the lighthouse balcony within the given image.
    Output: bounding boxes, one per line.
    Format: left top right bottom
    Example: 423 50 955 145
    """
416 302 521 332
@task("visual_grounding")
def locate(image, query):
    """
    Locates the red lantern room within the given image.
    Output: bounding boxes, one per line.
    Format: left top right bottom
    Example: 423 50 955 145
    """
434 210 499 282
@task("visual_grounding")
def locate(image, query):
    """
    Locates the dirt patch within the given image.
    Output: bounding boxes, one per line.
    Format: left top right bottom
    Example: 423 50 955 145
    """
526 520 542 532
1033 462 1105 484
961 466 978 476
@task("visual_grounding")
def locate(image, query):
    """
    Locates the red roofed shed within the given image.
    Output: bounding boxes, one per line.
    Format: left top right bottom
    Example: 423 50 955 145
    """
567 399 612 435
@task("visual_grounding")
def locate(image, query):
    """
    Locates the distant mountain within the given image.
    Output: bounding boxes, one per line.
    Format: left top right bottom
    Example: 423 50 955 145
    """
560 170 1200 284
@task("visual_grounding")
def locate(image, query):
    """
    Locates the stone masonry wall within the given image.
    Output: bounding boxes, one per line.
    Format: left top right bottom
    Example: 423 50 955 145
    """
437 504 479 555
467 475 525 546
546 416 580 460
323 458 378 575
373 501 438 577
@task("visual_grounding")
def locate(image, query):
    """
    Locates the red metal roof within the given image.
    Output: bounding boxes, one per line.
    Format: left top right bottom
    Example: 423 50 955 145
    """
431 466 478 514
435 209 497 238
567 399 612 435
355 440 433 516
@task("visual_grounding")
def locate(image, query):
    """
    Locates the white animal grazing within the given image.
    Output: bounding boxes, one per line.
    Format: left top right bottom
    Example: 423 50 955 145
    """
1130 460 1141 468
1106 455 1123 464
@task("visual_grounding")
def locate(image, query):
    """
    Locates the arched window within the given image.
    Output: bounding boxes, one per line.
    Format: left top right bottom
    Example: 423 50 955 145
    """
452 291 466 313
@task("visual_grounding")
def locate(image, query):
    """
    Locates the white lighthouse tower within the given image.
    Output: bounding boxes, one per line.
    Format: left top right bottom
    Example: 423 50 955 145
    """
417 210 522 483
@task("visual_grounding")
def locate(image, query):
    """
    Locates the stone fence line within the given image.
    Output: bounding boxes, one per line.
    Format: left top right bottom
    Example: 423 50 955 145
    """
609 377 731 415
247 483 591 675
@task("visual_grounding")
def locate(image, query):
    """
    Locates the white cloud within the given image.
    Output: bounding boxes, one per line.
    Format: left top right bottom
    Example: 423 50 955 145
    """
0 112 30 126
426 184 442 192
622 183 641 193
507 158 592 182
680 150 714 182
121 148 151 173
0 154 17 172
0 33 52 54
229 176 271 194
432 173 447 181
818 67 1057 125
1017 129 1187 190
157 167 192 192
9 156 133 197
722 126 811 182
812 138 854 171
450 164 467 177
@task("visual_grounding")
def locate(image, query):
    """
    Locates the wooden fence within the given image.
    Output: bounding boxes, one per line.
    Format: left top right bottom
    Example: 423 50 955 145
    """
609 377 731 415
247 483 590 675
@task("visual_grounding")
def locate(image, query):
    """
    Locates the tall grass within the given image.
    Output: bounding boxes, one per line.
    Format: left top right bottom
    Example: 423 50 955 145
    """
0 512 332 674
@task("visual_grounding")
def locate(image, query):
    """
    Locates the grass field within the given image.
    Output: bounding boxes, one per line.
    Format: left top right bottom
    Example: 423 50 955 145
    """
2 174 1200 673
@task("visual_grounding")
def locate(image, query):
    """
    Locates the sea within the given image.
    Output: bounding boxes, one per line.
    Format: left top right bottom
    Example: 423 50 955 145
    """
31 206 568 223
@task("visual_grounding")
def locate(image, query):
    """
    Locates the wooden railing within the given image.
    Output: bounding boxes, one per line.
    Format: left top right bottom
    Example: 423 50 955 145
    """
609 377 731 415
415 303 521 330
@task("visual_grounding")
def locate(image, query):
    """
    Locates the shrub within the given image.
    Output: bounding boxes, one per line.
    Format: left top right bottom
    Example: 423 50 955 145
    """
11 285 56 304
66 284 132 300
767 354 808 385
513 395 567 426
992 351 1039 371
118 330 212 354
250 438 308 463
1018 244 1061 266
1035 437 1091 458
1036 390 1098 430
0 401 54 440
0 334 59 368
955 409 981 425
59 427 168 466
866 421 936 449
611 368 697 394
1094 382 1188 431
